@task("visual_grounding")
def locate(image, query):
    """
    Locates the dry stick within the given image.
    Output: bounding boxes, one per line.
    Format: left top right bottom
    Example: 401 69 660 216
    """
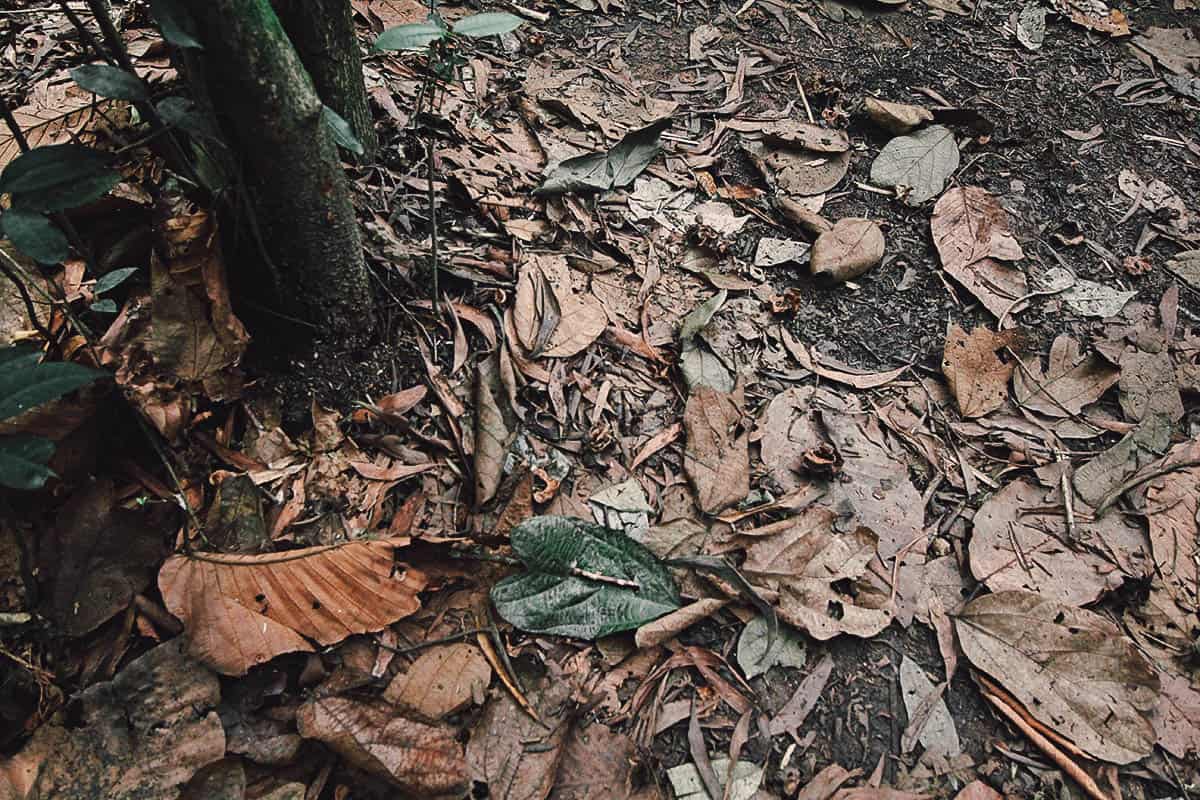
426 135 440 316
56 0 118 66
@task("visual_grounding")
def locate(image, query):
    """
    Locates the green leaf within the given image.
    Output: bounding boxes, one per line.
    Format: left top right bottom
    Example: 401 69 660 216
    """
0 345 41 371
93 267 138 295
156 97 221 141
491 515 680 639
148 0 203 48
10 170 121 213
0 353 104 422
1 209 69 264
321 105 364 156
451 11 524 38
607 118 671 188
374 22 445 51
70 64 148 102
89 299 118 313
0 144 111 195
0 434 57 490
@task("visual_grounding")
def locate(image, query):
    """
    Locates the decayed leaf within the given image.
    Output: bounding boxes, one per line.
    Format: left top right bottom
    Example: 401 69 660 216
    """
941 324 1017 418
761 120 850 152
768 654 834 737
781 330 908 388
952 783 1002 800
1154 671 1200 760
1012 335 1120 417
1131 26 1200 74
1145 452 1199 616
635 597 727 649
1060 276 1136 318
755 237 811 268
552 719 649 800
1119 348 1183 423
969 479 1147 606
512 255 607 358
680 291 735 393
683 384 749 514
474 350 518 507
384 642 492 721
0 640 224 800
667 759 763 800
739 506 893 639
1059 0 1129 36
869 125 959 205
1073 413 1173 508
296 696 468 797
863 98 933 135
931 187 1027 317
159 539 426 675
899 657 960 759
737 615 807 678
810 218 885 283
954 590 1160 764
762 144 851 197
0 80 117 172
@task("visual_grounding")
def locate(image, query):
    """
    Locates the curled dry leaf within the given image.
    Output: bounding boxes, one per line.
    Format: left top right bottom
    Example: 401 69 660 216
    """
296 696 468 798
762 145 851 197
1012 335 1120 417
683 384 750 514
384 642 493 721
931 186 1027 317
954 590 1160 764
810 218 885 283
512 255 607 358
869 125 959 205
635 597 728 649
941 324 1019 418
781 329 908 389
769 654 834 738
474 350 519 507
760 120 850 153
863 97 933 135
159 539 426 675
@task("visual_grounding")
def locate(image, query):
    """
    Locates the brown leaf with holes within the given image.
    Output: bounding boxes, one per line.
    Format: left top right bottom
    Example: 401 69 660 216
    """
683 384 749 514
296 696 468 798
384 643 492 721
932 187 1027 317
1012 335 1120 417
158 539 426 675
942 324 1018 418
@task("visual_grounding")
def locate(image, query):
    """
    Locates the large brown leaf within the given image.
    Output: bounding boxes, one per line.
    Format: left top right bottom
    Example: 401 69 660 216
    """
159 539 426 675
683 384 749 514
954 590 1159 764
941 324 1017 418
512 255 607 358
296 696 468 798
931 187 1027 317
1145 443 1200 616
1012 335 1120 417
384 642 492 721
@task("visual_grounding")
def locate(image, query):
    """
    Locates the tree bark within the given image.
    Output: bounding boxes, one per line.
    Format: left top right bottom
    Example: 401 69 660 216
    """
185 0 375 344
274 0 378 161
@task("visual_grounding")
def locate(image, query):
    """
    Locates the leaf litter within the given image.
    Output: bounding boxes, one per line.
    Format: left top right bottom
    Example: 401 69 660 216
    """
6 0 1200 798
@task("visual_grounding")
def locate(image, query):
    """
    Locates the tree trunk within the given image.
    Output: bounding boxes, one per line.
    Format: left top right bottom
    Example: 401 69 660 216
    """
186 0 375 344
274 0 378 161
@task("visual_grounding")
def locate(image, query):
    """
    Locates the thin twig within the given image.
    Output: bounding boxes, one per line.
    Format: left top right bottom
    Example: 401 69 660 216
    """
426 135 440 316
56 0 117 65
0 255 53 342
0 97 30 152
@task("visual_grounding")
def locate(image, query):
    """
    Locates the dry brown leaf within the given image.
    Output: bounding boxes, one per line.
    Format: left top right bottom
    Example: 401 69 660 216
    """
158 539 426 675
1145 455 1199 616
683 384 749 514
782 329 907 389
630 422 683 471
969 478 1147 606
931 187 1027 317
795 764 859 800
760 120 850 152
551 720 645 799
634 598 728 649
296 695 468 797
810 218 885 283
0 640 224 800
863 98 933 135
474 350 519 508
1119 348 1183 423
951 781 1003 800
513 255 607 358
762 145 851 197
384 642 492 721
769 654 834 738
738 506 893 639
941 324 1018 418
0 79 116 171
1012 335 1120 417
954 590 1160 764
1130 26 1197 72
832 790 929 800
1154 671 1200 760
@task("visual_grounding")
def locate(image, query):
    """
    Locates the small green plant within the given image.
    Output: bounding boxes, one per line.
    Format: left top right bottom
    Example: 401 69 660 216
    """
0 345 104 490
373 9 524 81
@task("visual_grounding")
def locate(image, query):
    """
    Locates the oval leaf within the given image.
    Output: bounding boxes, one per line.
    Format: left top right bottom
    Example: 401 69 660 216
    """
374 22 445 51
451 11 525 38
491 515 681 639
94 266 139 295
809 217 885 282
0 143 111 195
0 434 56 490
148 0 203 48
870 124 959 205
321 105 365 155
71 64 148 102
0 354 104 422
1 208 69 264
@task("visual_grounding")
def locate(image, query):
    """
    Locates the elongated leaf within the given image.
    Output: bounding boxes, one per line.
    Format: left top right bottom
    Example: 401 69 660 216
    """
492 515 680 639
10 169 121 212
374 22 445 51
70 64 148 102
0 345 41 371
89 299 118 313
607 118 671 187
157 97 221 141
452 11 525 37
0 143 110 194
534 151 611 196
1 208 69 264
94 266 138 295
0 434 56 490
148 0 203 48
321 105 364 155
870 124 959 205
0 357 104 422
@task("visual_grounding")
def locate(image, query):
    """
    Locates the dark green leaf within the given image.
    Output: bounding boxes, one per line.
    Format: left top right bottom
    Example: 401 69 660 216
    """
0 434 56 490
533 152 611 196
148 0 203 48
1 209 69 264
0 345 41 371
90 299 118 313
70 64 148 102
374 22 445 51
451 11 524 38
0 144 111 195
321 105 365 155
10 169 121 212
156 97 221 141
94 267 138 295
0 358 104 422
607 118 671 188
491 515 680 639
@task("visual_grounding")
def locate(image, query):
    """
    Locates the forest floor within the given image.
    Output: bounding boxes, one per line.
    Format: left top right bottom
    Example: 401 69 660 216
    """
1 0 1199 799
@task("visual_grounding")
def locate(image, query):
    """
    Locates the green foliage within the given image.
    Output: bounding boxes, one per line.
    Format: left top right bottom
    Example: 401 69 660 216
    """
148 0 203 48
322 105 365 156
90 267 137 314
451 11 525 38
535 119 671 196
491 515 681 639
0 208 69 264
0 346 104 490
374 10 524 51
71 64 149 101
374 21 445 51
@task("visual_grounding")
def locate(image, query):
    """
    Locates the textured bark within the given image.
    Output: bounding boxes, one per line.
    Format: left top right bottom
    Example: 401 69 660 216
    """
274 0 378 161
185 0 375 343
